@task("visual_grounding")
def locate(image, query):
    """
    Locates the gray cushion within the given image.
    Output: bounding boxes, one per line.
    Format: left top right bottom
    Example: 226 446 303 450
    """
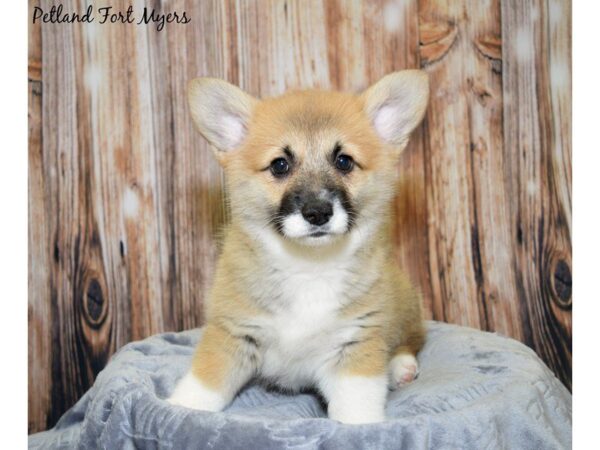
29 321 571 449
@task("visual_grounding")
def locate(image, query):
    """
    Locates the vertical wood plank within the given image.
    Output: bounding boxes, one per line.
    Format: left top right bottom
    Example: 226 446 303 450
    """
325 0 367 91
40 0 97 428
249 0 332 94
420 1 477 326
166 0 234 330
419 0 525 338
28 0 50 433
501 0 572 388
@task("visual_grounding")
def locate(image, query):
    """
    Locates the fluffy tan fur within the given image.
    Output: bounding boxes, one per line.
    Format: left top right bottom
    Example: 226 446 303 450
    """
169 70 429 424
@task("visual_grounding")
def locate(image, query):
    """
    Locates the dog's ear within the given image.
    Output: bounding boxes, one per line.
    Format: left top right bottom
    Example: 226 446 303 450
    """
188 78 257 154
362 70 429 148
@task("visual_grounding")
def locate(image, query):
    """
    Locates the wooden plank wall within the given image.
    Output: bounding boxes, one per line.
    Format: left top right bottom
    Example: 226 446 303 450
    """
28 0 572 433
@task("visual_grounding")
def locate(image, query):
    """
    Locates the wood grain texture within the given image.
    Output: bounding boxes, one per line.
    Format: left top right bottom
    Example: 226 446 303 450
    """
28 0 572 433
501 0 572 388
418 0 522 336
28 0 49 432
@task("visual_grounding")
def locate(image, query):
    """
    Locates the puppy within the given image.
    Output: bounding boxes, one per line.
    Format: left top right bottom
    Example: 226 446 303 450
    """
167 70 429 424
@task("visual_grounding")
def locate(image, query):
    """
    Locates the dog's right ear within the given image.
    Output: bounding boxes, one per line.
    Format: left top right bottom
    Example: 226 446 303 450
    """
187 78 257 155
361 70 429 149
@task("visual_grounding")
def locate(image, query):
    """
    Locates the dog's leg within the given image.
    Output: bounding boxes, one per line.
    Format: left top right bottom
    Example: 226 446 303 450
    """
167 324 257 412
389 348 419 387
319 336 389 424
389 326 425 388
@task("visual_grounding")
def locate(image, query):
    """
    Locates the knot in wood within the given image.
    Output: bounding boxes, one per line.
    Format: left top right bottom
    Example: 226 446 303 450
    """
551 258 572 310
83 278 107 327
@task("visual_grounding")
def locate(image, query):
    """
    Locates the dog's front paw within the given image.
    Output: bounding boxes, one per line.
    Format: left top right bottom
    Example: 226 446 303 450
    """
325 374 388 424
166 372 227 412
389 353 419 388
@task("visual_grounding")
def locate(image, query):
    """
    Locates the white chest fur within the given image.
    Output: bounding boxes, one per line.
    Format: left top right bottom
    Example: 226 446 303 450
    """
249 234 365 389
239 225 381 389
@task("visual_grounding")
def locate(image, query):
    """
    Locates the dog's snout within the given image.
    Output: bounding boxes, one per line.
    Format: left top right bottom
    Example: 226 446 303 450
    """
301 200 333 226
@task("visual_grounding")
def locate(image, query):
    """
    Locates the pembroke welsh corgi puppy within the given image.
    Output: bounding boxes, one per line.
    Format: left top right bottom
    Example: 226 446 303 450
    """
167 70 429 424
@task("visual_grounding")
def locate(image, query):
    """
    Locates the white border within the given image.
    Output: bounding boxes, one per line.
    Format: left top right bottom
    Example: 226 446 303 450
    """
573 1 600 448
6 0 591 447
0 1 27 447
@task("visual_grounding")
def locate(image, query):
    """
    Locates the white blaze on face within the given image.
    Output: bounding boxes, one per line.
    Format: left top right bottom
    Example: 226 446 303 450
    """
328 199 350 234
281 197 349 241
281 212 309 238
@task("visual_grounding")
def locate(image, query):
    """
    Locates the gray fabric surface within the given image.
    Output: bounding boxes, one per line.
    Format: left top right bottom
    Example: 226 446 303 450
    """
29 321 571 449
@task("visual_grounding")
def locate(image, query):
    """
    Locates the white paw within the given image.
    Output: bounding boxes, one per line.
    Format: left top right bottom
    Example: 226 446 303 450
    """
166 372 227 412
325 374 388 424
389 354 419 388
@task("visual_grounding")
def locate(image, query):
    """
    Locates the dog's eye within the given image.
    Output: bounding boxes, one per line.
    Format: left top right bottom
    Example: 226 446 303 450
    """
335 154 354 173
270 158 290 177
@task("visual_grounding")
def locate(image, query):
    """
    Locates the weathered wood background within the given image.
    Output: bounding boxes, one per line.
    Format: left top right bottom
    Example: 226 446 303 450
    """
28 0 572 433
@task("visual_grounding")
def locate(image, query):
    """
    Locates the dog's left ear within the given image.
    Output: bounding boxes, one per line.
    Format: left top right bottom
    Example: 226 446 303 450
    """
187 78 258 155
362 70 429 147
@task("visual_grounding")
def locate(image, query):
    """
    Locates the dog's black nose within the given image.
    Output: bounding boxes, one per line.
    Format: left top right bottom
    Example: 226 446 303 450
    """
301 200 333 226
